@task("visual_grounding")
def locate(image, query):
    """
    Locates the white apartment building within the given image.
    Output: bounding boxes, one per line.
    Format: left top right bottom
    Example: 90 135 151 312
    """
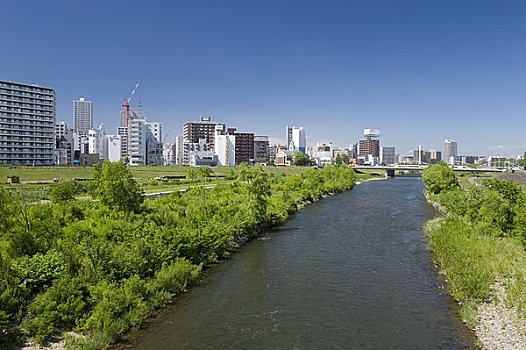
127 119 163 166
0 80 55 165
106 134 121 162
88 125 106 160
128 119 147 165
215 125 236 166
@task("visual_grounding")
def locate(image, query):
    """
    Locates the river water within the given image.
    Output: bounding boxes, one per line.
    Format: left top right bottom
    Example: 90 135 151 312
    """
118 177 474 349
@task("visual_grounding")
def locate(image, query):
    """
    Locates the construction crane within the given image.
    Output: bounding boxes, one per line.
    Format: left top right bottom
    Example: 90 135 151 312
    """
121 81 140 126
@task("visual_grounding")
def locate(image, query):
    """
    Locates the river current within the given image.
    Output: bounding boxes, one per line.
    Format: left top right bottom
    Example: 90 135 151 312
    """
117 177 475 349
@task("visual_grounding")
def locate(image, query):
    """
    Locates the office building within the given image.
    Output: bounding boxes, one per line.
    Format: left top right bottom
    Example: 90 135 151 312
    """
286 125 306 153
358 129 380 158
381 146 396 165
0 80 55 165
444 139 458 165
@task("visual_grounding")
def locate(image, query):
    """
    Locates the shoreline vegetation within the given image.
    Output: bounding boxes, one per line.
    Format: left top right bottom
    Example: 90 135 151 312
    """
0 163 359 350
422 162 526 350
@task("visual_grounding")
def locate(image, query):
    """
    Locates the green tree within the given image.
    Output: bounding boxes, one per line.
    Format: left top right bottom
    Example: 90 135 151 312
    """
422 162 459 195
49 181 77 202
293 151 311 166
340 153 350 165
89 161 144 212
335 154 342 165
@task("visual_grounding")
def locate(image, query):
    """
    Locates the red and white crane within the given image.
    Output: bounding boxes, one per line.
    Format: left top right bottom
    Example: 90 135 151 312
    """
121 81 140 126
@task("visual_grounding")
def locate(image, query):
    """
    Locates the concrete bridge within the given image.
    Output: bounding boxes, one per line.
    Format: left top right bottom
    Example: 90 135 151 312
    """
352 165 506 178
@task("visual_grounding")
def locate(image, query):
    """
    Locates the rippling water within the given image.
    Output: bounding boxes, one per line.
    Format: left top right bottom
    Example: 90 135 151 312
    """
117 177 475 350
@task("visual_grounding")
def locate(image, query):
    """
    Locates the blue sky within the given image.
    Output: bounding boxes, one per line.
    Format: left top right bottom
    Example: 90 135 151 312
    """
2 0 526 157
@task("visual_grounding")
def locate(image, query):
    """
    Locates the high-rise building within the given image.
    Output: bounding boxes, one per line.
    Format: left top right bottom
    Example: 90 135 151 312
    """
73 97 93 135
444 139 458 165
426 149 442 164
88 125 106 160
126 119 163 166
254 136 270 164
128 119 147 166
118 126 128 160
183 116 223 152
55 121 74 165
0 80 55 165
358 129 380 158
381 146 396 165
226 128 254 164
286 125 306 153
214 125 236 166
146 121 163 165
106 135 121 162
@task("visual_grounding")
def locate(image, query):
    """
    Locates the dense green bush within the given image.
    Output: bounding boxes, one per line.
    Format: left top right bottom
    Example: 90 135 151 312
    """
423 166 526 328
422 161 459 194
0 164 355 347
50 181 79 202
88 161 144 213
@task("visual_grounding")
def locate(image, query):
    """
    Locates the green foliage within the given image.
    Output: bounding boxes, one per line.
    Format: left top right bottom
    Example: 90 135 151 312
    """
49 181 78 202
88 161 144 212
293 151 312 166
427 218 494 302
422 162 459 194
23 277 87 344
0 164 355 347
424 171 526 329
13 250 65 292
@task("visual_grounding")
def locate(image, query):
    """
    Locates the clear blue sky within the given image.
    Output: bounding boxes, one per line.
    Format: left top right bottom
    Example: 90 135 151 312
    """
2 0 526 157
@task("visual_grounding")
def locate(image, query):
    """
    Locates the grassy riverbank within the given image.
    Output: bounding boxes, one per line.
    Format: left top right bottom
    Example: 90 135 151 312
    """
0 166 312 203
0 164 356 349
422 163 526 349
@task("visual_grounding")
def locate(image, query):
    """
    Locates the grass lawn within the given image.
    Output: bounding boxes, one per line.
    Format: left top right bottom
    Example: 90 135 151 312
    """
0 165 311 183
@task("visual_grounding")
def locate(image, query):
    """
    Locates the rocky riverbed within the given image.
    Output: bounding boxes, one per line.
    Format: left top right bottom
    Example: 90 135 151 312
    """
475 282 526 350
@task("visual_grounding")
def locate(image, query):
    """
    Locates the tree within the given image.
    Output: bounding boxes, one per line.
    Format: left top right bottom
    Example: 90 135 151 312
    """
422 161 459 195
49 181 77 202
293 151 311 166
340 153 350 165
88 161 144 212
335 154 342 165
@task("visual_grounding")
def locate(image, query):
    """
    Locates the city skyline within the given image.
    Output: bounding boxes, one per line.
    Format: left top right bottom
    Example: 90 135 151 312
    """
2 1 526 157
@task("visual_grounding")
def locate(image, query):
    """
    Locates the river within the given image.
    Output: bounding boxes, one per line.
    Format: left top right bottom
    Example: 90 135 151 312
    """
117 177 475 349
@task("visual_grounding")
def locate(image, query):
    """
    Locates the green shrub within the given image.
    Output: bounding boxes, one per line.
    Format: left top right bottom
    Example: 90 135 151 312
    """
422 162 459 194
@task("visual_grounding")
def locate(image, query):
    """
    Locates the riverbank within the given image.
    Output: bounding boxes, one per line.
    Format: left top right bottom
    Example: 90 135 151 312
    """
109 176 473 350
2 165 358 350
422 164 526 350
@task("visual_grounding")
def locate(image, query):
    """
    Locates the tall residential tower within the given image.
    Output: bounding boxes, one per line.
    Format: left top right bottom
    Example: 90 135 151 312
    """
444 139 458 165
0 80 55 165
73 97 93 135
